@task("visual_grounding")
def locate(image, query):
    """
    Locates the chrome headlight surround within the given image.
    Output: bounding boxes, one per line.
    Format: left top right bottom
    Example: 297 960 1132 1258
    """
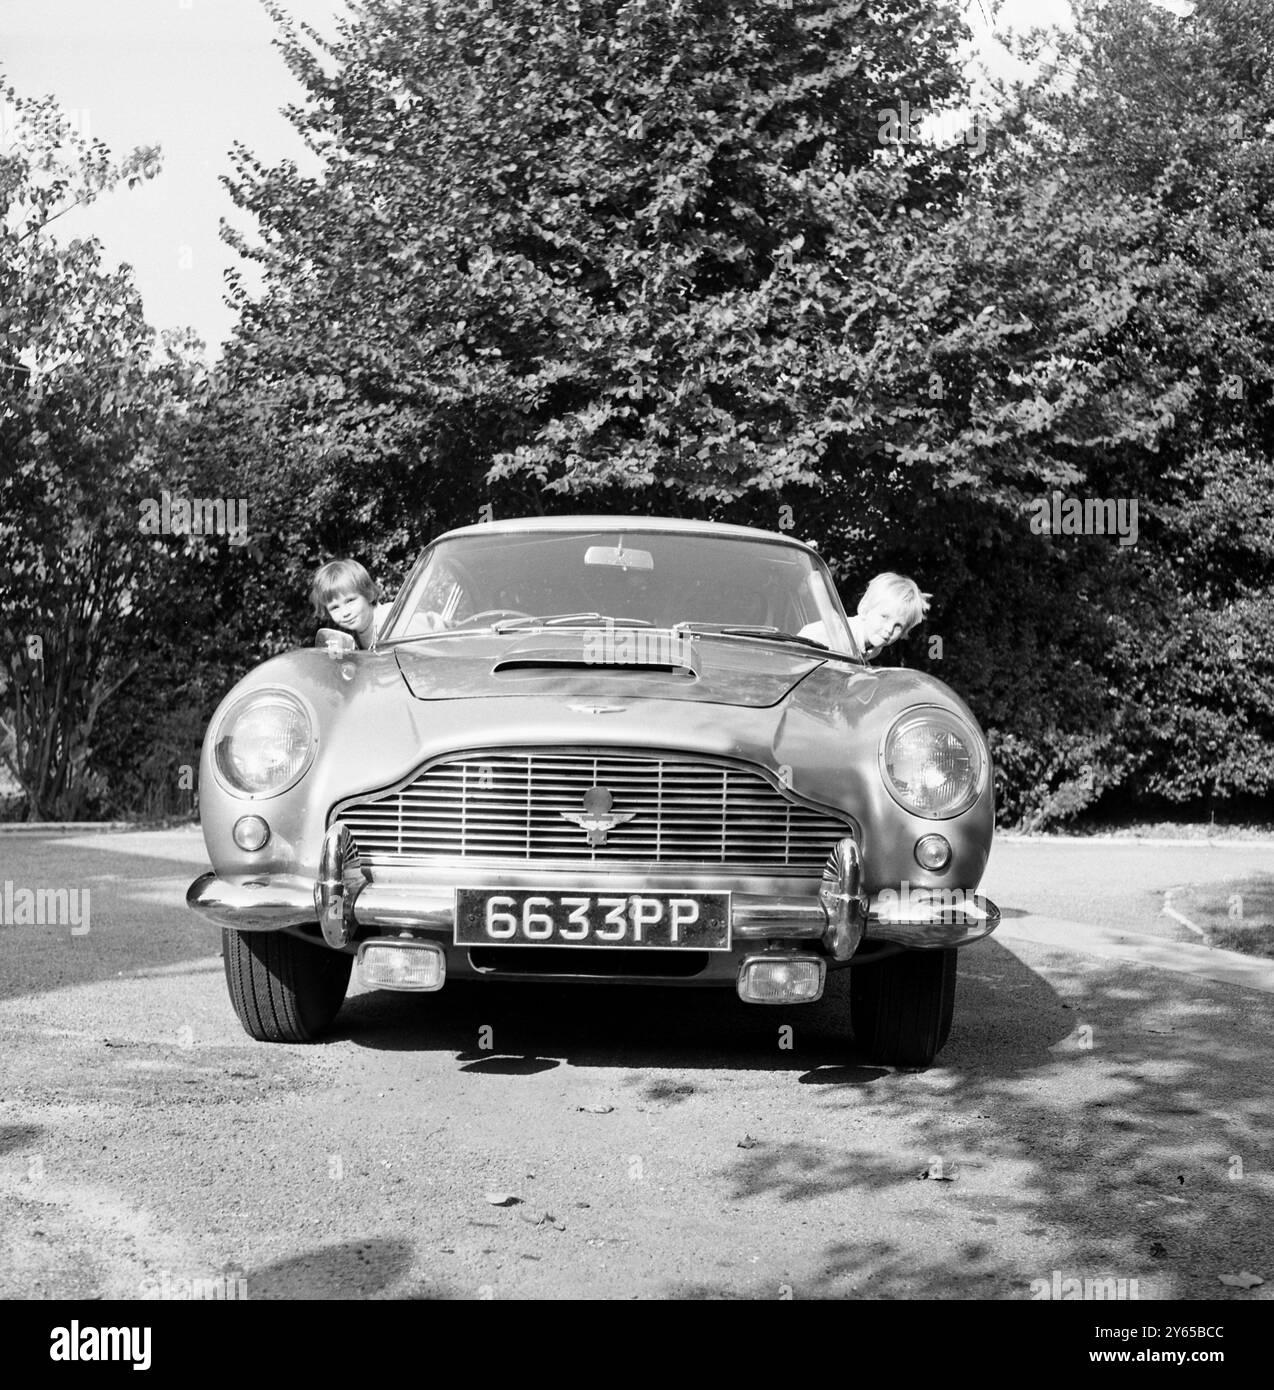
211 687 317 799
878 705 986 820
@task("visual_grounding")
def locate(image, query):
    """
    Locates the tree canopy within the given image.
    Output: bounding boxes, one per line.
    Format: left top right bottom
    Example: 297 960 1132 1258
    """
221 0 972 517
0 84 200 817
5 0 1273 827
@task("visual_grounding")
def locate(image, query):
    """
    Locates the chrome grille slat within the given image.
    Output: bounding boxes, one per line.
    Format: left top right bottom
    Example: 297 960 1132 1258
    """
337 752 851 871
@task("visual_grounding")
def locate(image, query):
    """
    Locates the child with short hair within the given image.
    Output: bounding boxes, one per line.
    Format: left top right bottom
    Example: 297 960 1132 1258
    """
310 558 392 651
848 572 930 659
799 571 930 658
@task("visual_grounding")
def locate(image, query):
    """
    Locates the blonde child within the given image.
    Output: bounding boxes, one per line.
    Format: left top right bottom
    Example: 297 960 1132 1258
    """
847 572 930 659
800 571 930 659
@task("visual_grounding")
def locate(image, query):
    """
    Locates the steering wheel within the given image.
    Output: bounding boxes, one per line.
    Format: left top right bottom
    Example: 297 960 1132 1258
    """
453 609 533 627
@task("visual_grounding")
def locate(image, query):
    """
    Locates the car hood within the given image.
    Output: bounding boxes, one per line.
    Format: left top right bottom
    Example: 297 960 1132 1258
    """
392 630 827 708
199 643 993 891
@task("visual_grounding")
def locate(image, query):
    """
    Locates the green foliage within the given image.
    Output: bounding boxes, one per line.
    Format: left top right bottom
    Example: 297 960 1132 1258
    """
827 0 1274 823
9 0 1274 828
88 653 215 819
196 0 1274 826
998 0 1274 814
0 82 208 818
219 0 973 529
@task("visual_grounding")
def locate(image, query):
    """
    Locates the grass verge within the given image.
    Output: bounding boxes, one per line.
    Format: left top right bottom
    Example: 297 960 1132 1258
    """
1169 876 1274 959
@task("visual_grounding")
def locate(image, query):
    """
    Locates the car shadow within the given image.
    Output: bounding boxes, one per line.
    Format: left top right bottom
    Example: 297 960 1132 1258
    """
333 934 1074 1074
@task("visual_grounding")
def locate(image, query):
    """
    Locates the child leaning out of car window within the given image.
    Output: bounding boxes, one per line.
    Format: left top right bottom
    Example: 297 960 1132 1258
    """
800 572 930 660
847 572 930 659
310 558 393 651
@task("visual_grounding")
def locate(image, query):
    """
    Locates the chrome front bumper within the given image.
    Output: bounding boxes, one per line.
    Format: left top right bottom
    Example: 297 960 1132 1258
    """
187 830 1000 956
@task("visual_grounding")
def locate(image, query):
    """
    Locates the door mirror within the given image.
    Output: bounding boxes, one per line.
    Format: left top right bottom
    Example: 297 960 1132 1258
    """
316 628 356 656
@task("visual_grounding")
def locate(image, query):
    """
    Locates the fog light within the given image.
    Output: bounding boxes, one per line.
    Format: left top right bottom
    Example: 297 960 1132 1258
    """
737 954 825 1004
357 940 446 991
232 815 270 851
914 834 951 871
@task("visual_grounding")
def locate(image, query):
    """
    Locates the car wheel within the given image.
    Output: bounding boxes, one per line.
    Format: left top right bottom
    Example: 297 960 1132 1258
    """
850 948 958 1066
222 928 351 1042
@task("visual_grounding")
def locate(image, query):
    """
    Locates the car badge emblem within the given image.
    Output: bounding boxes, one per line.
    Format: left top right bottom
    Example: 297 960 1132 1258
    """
560 786 637 847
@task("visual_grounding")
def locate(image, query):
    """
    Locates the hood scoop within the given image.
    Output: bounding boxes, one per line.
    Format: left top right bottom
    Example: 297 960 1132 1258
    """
493 633 698 680
494 657 694 676
395 629 824 707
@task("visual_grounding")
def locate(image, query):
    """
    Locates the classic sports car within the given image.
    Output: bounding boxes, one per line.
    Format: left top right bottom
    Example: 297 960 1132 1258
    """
188 516 999 1065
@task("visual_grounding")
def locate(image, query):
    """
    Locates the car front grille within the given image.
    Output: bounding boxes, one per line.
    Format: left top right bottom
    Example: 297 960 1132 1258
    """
334 750 852 872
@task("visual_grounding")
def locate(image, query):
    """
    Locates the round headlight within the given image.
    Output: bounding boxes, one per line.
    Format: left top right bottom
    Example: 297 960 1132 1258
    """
880 707 985 819
213 689 314 797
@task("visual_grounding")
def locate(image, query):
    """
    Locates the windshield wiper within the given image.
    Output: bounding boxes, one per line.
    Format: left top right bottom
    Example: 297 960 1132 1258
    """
391 615 831 651
671 622 832 652
493 613 655 632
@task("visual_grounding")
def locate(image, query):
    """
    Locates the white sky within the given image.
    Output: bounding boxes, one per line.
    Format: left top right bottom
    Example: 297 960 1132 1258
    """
1 0 332 353
0 0 1189 357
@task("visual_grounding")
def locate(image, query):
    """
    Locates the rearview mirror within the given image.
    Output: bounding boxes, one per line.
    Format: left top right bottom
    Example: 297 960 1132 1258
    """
584 543 653 571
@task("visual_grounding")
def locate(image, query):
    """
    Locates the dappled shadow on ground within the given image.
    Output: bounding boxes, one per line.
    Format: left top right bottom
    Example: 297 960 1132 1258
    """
339 936 1273 1299
0 1123 42 1155
709 940 1274 1300
11 828 1271 1300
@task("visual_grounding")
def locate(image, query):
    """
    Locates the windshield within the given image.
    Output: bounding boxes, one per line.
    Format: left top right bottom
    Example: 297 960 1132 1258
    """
382 529 857 654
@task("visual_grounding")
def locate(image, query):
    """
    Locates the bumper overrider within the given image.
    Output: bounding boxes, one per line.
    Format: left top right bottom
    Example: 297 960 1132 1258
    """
187 825 999 1004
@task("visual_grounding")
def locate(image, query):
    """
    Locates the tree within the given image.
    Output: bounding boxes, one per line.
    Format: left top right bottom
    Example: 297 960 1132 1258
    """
799 0 1273 826
0 81 196 819
990 0 1274 816
202 0 1274 827
216 0 975 543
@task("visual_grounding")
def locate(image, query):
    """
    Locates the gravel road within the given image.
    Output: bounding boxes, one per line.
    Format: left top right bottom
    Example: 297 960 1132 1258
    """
1 827 1271 1301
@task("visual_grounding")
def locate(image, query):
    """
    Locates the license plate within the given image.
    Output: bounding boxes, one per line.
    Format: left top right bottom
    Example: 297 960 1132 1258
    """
454 889 730 950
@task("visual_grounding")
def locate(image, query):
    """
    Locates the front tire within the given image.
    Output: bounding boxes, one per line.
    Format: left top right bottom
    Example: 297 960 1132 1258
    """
850 948 958 1066
222 928 351 1042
